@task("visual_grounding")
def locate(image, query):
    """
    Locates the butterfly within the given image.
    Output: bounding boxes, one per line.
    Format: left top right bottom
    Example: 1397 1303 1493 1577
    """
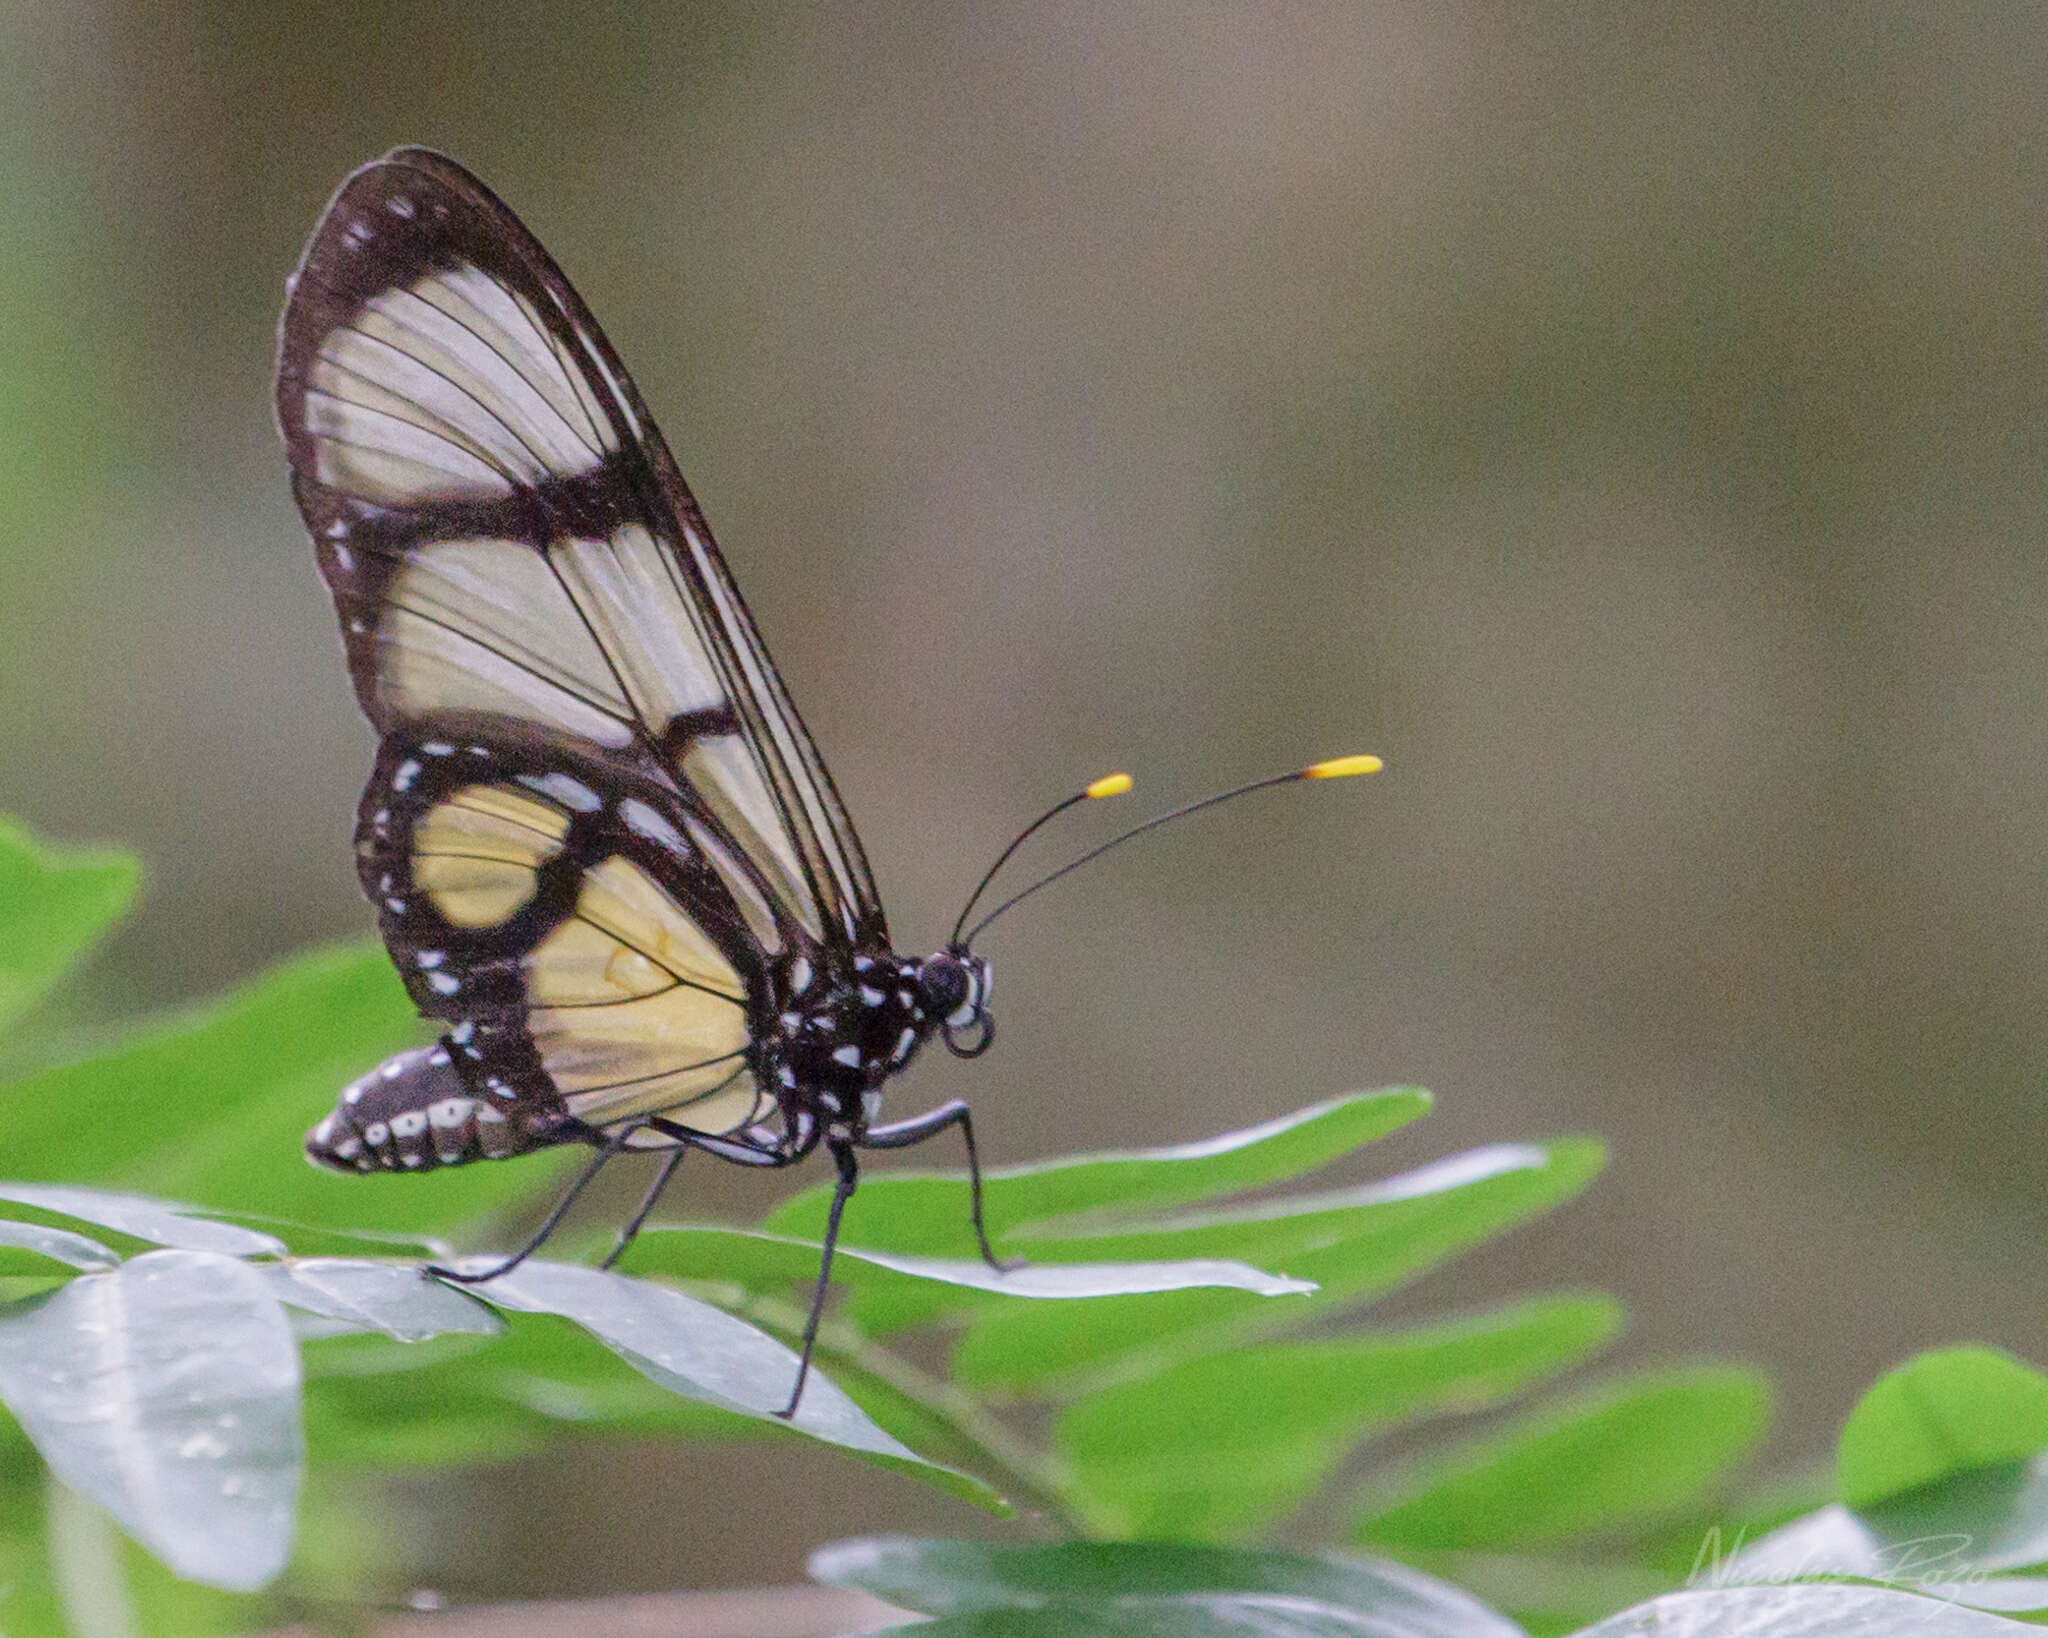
274 147 1378 1414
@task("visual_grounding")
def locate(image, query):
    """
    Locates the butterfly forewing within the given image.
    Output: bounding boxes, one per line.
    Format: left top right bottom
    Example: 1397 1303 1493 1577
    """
276 147 882 953
277 147 881 1157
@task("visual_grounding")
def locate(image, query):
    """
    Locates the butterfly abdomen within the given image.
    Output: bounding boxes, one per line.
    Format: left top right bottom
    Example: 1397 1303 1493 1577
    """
306 1042 555 1173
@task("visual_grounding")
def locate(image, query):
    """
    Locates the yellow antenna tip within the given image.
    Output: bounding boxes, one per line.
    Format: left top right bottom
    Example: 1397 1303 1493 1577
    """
1086 772 1135 799
1304 754 1383 780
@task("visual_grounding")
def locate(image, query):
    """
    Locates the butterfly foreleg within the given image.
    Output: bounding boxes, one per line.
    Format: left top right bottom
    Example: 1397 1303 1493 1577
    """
777 1140 859 1420
426 1125 642 1285
861 1099 1015 1274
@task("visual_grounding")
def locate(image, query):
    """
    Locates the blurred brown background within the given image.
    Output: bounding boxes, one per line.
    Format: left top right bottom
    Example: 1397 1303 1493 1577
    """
3 0 2045 1604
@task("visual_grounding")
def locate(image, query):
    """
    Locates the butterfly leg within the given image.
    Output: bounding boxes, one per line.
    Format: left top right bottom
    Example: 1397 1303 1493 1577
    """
861 1099 1016 1273
777 1141 859 1420
426 1127 637 1285
597 1146 687 1271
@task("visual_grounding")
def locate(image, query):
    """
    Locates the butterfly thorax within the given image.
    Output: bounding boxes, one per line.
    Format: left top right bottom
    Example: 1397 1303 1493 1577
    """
772 948 990 1136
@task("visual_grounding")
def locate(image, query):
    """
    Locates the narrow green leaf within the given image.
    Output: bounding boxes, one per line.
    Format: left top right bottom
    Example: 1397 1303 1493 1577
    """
0 820 140 1035
1573 1584 2035 1635
0 1250 302 1591
952 1139 1605 1395
0 1183 285 1257
261 1258 502 1342
623 1221 1313 1313
1059 1294 1623 1539
809 1538 1525 1636
456 1260 1006 1511
1352 1365 1772 1553
0 941 576 1235
0 1218 118 1274
1840 1347 2048 1510
763 1089 1434 1255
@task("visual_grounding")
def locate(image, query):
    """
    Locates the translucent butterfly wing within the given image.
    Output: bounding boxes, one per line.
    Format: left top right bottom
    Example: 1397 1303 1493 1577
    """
274 146 883 956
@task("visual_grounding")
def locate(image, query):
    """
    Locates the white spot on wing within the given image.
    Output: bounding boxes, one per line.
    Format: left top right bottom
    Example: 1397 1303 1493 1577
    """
621 797 686 854
518 772 602 813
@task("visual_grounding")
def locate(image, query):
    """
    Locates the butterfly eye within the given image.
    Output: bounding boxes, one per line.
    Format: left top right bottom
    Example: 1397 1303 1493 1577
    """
916 951 972 1022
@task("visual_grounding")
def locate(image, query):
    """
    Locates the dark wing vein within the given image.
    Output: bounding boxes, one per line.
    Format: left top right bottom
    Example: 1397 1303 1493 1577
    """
385 600 630 723
325 319 556 482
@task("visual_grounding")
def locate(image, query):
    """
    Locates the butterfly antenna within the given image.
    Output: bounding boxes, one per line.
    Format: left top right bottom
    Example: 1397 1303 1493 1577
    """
951 772 1134 947
962 755 1381 948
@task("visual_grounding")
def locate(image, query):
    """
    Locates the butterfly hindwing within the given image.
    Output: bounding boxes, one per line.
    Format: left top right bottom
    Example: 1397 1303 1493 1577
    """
345 726 778 1148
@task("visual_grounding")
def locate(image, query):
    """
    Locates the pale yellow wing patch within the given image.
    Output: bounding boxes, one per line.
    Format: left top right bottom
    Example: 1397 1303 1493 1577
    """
610 1076 772 1142
410 782 569 928
538 856 745 1002
524 856 764 1134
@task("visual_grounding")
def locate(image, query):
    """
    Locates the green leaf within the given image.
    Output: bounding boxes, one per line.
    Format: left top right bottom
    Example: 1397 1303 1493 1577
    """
0 1250 302 1591
855 1604 1486 1637
622 1221 1315 1321
1396 1552 1672 1637
0 1181 286 1257
0 1476 72 1638
261 1258 503 1342
0 1218 119 1274
1840 1347 2048 1510
763 1089 1433 1255
952 1139 1605 1396
298 1303 766 1473
0 819 139 1036
1573 1584 2036 1635
1621 1462 1836 1581
1733 1456 2048 1582
0 941 577 1235
1352 1365 1772 1553
1058 1293 1624 1540
810 1537 1527 1636
456 1260 1007 1511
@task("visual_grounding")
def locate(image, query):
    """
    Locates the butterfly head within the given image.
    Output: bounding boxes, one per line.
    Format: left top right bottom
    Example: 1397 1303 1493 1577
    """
917 947 994 1059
